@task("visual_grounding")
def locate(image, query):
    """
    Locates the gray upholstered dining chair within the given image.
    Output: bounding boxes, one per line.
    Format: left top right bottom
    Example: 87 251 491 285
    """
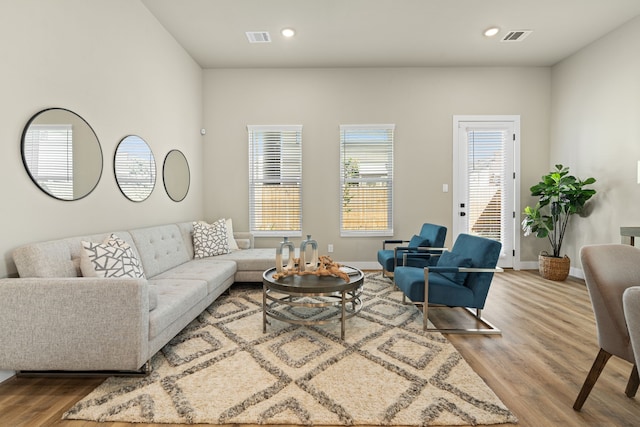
573 244 640 411
623 286 640 381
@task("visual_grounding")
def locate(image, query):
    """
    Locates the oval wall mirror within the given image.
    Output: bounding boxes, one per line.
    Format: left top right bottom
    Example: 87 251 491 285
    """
21 108 103 201
114 135 156 202
163 149 190 202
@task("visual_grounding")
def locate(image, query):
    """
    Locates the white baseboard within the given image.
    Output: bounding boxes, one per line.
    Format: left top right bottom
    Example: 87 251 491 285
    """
0 370 14 384
518 261 539 270
517 261 584 280
570 266 585 280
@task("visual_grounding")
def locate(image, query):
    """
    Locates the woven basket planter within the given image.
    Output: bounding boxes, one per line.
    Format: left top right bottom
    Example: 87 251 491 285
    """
538 253 570 281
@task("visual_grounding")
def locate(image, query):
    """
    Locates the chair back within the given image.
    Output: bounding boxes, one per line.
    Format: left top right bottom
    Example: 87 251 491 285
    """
451 234 502 307
419 223 447 248
623 286 640 369
581 244 640 362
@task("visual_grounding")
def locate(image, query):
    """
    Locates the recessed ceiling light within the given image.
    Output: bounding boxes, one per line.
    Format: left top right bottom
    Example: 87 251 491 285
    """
281 28 295 38
484 27 500 37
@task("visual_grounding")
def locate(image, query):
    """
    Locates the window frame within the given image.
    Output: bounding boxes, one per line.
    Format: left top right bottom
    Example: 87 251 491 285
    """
339 124 394 237
247 124 303 237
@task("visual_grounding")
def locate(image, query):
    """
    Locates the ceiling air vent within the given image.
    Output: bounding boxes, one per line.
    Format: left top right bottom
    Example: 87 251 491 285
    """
246 31 271 43
501 30 532 42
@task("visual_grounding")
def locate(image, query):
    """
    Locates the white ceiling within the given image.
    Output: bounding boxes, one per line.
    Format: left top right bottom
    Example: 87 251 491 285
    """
141 0 640 69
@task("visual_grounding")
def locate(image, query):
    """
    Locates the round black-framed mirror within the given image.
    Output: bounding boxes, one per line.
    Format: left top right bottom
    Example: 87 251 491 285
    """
163 149 190 202
114 135 156 202
21 108 103 201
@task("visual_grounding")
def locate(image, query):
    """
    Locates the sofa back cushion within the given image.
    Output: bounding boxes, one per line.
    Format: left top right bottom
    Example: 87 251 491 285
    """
176 221 196 259
129 224 190 278
13 231 136 278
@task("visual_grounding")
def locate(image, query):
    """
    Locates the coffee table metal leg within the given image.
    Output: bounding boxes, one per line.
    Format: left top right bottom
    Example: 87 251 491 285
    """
341 290 346 339
262 283 267 333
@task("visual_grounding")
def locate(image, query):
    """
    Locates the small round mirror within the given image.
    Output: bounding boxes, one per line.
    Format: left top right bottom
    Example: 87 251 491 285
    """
21 108 103 201
163 150 190 202
114 135 156 202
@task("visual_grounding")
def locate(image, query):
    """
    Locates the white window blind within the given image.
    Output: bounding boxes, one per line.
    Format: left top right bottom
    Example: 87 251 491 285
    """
340 124 394 236
248 125 302 237
23 124 74 200
466 129 507 242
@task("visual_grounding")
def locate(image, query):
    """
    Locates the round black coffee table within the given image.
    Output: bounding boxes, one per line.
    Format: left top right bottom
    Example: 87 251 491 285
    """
262 267 364 339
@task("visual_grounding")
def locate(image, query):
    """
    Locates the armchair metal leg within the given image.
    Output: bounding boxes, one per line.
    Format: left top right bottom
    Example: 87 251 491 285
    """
397 267 501 334
424 274 429 331
573 348 612 411
418 306 501 335
416 268 500 335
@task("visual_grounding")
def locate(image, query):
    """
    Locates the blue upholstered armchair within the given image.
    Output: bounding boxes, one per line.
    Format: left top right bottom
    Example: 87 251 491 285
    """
377 223 447 278
394 233 502 334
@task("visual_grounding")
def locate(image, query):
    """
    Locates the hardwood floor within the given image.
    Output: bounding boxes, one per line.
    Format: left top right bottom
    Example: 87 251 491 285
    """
1 270 639 426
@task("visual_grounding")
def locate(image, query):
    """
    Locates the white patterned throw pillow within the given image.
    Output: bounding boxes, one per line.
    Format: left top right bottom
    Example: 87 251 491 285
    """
81 234 145 279
193 220 229 258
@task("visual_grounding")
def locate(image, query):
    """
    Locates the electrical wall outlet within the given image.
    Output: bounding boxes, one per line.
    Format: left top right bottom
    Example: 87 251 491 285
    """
328 244 334 253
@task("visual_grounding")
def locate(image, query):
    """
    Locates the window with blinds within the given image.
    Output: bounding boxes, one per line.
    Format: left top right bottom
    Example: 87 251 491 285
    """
23 124 74 200
248 125 302 237
340 124 394 236
466 129 507 242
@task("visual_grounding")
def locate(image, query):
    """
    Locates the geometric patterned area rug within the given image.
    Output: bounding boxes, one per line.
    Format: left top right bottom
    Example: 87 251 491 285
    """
63 272 517 425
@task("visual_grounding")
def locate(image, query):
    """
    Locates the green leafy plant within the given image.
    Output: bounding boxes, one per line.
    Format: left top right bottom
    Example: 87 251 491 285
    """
342 157 360 212
522 164 596 258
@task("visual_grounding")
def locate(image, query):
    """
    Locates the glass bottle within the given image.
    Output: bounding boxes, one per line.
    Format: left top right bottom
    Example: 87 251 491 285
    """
300 234 318 272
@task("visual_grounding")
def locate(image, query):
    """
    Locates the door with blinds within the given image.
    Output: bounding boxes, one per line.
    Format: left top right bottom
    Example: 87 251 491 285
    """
453 117 520 269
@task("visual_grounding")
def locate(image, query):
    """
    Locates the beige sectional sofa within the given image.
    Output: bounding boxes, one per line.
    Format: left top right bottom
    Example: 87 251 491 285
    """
0 221 275 373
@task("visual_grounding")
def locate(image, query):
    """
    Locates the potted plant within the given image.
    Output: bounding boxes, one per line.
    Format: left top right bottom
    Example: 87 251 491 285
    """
522 164 596 281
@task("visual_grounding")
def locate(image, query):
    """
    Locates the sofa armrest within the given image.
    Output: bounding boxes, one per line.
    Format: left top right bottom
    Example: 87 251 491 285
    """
233 231 255 249
0 277 150 371
382 239 408 250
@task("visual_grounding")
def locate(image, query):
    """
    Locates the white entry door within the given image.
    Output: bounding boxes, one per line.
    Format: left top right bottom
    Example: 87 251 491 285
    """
453 116 520 269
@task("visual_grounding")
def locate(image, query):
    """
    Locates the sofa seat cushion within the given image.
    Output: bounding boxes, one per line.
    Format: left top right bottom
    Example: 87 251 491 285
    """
147 279 208 339
152 259 237 294
212 248 275 272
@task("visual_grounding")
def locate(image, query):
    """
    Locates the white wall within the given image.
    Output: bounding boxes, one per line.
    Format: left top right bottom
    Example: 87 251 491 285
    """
0 0 204 379
550 15 640 268
203 67 551 263
0 0 205 278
